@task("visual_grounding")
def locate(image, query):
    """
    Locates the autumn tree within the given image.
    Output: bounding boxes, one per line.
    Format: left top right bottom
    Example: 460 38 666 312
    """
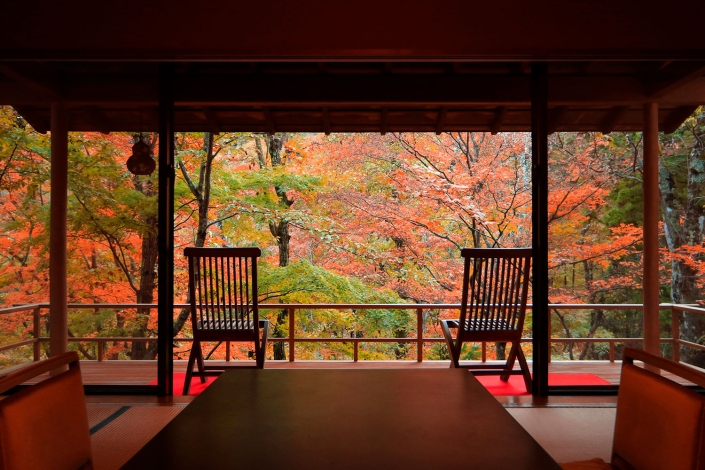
547 132 644 360
660 107 705 367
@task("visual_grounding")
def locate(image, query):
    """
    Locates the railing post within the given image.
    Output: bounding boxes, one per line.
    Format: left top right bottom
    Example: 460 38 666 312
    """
609 341 615 362
672 305 680 362
33 307 41 361
226 341 231 361
97 340 104 362
482 342 487 362
547 307 551 363
416 308 423 362
354 341 359 362
289 307 295 362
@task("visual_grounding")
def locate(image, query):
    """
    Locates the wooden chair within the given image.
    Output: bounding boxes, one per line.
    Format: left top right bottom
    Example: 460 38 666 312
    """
183 247 269 395
561 347 705 470
0 351 93 470
441 248 532 393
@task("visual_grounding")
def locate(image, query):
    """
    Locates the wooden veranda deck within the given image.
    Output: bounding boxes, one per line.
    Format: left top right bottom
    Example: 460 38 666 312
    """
41 359 688 387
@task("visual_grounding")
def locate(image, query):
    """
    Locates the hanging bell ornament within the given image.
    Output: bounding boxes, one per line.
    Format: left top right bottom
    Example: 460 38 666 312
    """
126 138 156 175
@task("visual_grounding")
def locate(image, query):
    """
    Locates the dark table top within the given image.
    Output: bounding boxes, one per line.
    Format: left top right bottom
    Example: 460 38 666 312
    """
123 368 561 469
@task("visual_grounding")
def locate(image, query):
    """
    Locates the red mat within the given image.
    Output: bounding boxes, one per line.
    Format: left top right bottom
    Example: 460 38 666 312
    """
477 373 611 396
153 372 610 397
148 373 218 396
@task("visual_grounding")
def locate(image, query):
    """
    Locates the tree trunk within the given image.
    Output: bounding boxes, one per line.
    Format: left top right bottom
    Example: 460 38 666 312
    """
130 135 159 359
661 114 705 367
130 211 158 359
173 133 217 338
258 134 293 360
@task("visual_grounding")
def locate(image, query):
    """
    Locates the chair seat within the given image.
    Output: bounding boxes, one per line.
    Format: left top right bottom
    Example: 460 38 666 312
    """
198 319 255 331
455 318 517 331
560 459 613 470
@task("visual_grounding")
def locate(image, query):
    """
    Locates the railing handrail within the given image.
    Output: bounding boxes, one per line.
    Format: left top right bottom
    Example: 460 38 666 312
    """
2 302 704 364
2 302 693 313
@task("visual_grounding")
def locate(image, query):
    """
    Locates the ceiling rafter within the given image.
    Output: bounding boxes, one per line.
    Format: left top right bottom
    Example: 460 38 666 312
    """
435 107 447 135
599 106 629 134
490 106 507 135
263 107 275 135
663 105 700 134
322 107 331 135
85 106 111 135
0 64 62 100
203 107 220 135
547 106 567 134
647 62 705 99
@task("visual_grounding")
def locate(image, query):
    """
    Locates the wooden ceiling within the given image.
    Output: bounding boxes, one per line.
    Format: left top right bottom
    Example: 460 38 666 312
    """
2 60 704 134
1 0 704 134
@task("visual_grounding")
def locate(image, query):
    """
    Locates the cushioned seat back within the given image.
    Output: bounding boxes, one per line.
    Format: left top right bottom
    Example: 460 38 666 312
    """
0 353 92 470
612 364 705 470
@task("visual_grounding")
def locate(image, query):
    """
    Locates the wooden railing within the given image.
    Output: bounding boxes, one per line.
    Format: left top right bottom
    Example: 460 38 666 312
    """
0 302 702 364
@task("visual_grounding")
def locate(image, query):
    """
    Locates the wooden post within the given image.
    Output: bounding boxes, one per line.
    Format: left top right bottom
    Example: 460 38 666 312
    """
671 306 680 362
643 102 661 365
289 307 295 362
157 63 175 396
416 308 423 362
33 306 41 361
49 103 68 359
531 63 550 397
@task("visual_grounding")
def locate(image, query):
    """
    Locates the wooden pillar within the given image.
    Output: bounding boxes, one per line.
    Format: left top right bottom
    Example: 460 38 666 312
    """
157 63 175 396
531 63 550 397
49 103 68 358
643 103 661 359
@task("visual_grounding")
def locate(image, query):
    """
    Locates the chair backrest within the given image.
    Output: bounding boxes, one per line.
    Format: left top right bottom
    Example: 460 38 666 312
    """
612 348 705 470
0 351 92 470
458 248 532 336
185 247 261 334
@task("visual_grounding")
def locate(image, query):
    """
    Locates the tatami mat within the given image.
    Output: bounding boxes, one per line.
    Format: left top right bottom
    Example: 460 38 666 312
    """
508 407 616 464
85 403 615 468
88 404 186 470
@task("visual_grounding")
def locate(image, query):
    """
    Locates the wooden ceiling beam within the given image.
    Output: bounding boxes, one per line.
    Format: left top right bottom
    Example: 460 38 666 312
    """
322 107 330 135
547 106 567 134
435 107 447 135
263 107 275 135
2 73 703 107
380 107 388 135
15 104 696 134
662 105 699 134
490 106 507 135
85 106 111 135
647 62 705 98
12 105 49 133
203 107 220 134
0 64 62 100
599 106 629 134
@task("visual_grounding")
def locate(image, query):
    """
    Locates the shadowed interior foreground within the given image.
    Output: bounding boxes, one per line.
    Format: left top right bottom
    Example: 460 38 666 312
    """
85 400 615 470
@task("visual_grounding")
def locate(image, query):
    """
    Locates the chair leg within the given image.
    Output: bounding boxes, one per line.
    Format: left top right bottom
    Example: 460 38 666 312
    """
256 320 269 369
440 320 460 368
515 345 532 394
183 344 198 396
194 342 207 384
500 342 519 382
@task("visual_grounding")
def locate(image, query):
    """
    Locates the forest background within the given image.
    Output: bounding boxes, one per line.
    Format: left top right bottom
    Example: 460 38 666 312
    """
1 105 705 368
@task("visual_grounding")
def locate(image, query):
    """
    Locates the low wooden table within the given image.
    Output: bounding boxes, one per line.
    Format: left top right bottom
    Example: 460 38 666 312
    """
123 369 561 469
